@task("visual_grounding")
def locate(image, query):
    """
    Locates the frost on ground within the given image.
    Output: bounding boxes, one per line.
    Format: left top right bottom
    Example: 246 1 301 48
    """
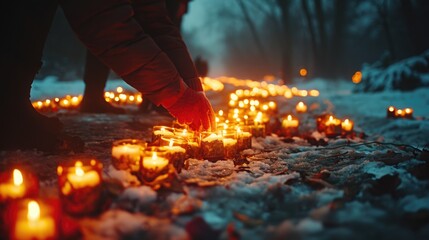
1 76 429 239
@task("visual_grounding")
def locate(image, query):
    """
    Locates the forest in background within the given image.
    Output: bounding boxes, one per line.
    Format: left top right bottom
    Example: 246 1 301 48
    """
39 0 429 82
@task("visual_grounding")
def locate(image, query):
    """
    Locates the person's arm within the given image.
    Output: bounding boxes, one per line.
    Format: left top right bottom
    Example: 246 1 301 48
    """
132 0 203 92
60 0 214 130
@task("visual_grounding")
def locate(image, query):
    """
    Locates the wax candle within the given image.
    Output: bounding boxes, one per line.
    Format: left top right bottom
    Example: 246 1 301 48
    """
160 138 186 173
13 200 57 240
281 115 299 137
201 133 225 161
404 108 413 119
111 139 146 171
152 126 174 144
325 115 342 137
57 159 103 216
296 101 307 113
141 147 170 182
0 169 38 202
387 106 396 118
223 136 238 159
236 126 252 151
341 119 354 133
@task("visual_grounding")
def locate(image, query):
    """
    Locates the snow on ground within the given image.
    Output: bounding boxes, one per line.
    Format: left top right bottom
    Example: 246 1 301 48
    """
1 76 429 239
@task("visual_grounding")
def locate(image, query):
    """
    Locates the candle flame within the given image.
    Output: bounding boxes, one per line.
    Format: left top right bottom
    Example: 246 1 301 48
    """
388 106 395 112
169 139 174 147
182 129 187 136
116 87 123 93
27 201 40 221
13 169 23 186
218 110 224 116
161 127 165 133
329 116 334 121
75 161 84 176
344 119 350 124
287 115 292 121
152 152 157 160
405 108 412 114
298 102 304 107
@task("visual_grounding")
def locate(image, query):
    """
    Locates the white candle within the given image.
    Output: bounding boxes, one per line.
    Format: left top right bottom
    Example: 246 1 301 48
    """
14 201 56 240
66 161 100 189
341 119 354 132
112 144 143 162
282 115 299 128
296 101 307 113
143 152 169 171
0 169 26 200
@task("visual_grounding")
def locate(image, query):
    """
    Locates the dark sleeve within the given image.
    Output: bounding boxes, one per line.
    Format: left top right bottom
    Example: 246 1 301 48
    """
60 0 186 105
132 0 203 91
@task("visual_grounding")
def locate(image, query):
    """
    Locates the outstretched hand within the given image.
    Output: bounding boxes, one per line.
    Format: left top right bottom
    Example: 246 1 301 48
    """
165 88 215 131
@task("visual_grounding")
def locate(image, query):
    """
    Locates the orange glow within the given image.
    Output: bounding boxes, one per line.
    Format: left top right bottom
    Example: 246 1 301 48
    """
388 106 395 112
352 71 362 84
299 68 308 77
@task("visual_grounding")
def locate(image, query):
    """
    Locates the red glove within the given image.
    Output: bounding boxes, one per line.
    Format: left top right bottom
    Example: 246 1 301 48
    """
165 88 215 131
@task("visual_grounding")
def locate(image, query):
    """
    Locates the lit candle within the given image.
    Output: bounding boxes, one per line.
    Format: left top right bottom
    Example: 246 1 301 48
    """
325 115 342 137
387 106 396 118
201 133 225 161
223 136 238 159
281 115 299 137
282 115 299 128
0 169 25 201
404 108 413 119
111 139 146 171
296 101 307 113
0 169 38 202
141 148 170 182
13 200 57 240
160 139 186 173
236 127 252 151
152 126 174 143
341 119 354 133
57 159 103 216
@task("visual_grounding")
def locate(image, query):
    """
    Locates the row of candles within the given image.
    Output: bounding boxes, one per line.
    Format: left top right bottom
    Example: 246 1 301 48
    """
32 87 143 112
386 106 414 119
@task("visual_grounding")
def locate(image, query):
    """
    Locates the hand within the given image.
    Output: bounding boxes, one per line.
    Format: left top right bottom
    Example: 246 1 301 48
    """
165 88 215 131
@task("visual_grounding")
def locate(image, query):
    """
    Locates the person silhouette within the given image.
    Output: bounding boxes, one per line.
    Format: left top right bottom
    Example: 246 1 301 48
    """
1 0 214 151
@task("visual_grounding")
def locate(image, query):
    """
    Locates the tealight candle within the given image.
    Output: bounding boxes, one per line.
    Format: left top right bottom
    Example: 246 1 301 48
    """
223 134 238 159
281 115 299 137
111 139 146 171
160 138 187 173
200 132 225 161
141 147 170 182
341 119 354 133
12 200 58 240
325 115 342 137
57 159 103 216
0 169 38 203
387 106 396 118
152 126 175 144
296 101 307 113
236 126 252 151
403 108 413 119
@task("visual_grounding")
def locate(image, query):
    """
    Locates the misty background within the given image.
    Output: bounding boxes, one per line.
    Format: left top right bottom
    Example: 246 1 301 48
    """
39 0 429 83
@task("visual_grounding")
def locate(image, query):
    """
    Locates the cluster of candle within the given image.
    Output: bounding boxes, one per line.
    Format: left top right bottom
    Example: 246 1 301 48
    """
104 87 143 105
1 160 102 239
32 95 82 112
386 106 413 119
317 115 354 137
32 87 143 112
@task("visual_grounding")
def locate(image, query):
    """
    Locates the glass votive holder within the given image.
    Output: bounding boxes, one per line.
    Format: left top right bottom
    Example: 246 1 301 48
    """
4 198 60 240
57 159 103 217
247 121 265 138
222 133 238 159
140 147 170 183
0 168 39 204
236 126 252 151
160 137 187 173
111 139 146 172
173 128 195 140
200 132 225 161
151 126 175 144
324 116 342 137
281 115 299 137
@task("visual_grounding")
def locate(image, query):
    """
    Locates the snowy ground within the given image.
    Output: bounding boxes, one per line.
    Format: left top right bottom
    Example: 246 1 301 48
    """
1 77 429 239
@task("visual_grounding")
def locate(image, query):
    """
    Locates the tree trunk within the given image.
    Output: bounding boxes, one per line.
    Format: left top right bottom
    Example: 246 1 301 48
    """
277 0 293 83
301 0 319 76
314 0 328 77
